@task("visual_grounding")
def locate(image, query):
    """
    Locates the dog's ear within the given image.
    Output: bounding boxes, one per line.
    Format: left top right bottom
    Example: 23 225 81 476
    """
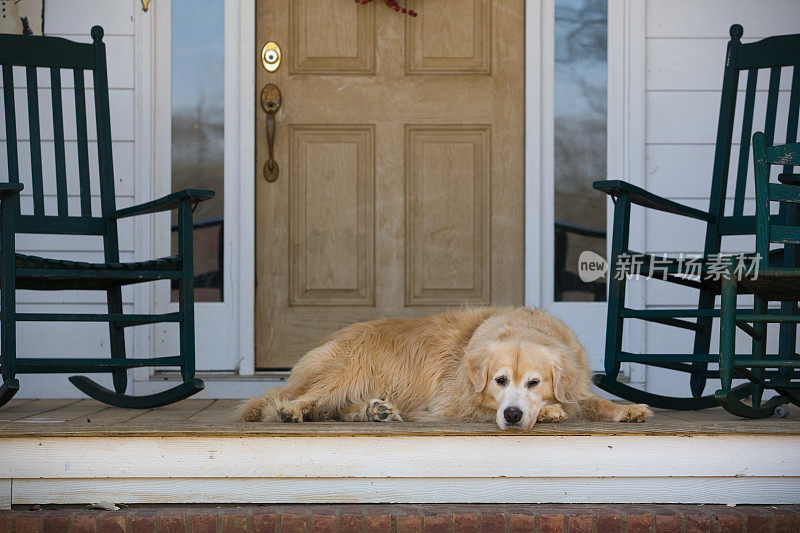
550 347 591 406
465 354 488 393
551 360 570 405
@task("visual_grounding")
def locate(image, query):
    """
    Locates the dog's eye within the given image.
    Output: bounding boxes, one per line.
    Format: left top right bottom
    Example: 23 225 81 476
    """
526 379 540 388
495 376 508 387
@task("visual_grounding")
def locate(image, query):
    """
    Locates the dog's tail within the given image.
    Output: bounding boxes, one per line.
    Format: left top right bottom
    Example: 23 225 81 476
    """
235 388 282 422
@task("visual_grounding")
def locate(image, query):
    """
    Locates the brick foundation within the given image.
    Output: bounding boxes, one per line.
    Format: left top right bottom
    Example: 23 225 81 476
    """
1 504 798 532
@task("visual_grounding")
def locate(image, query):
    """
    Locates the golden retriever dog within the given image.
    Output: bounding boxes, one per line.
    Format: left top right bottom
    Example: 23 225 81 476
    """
238 307 652 429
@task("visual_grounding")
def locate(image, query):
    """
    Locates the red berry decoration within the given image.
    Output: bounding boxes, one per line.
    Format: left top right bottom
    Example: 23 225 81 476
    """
357 0 417 17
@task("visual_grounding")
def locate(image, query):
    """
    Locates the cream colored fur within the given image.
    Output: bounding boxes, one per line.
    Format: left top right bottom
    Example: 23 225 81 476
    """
237 307 651 428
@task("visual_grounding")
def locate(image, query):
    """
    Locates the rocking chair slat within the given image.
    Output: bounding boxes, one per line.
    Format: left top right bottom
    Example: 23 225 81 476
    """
620 308 722 318
734 360 800 368
768 183 800 203
15 357 184 373
50 68 69 217
771 225 800 245
617 352 719 363
763 66 781 146
786 67 800 149
73 69 92 217
16 215 105 235
766 142 800 164
25 66 45 217
16 312 183 325
733 68 758 217
16 269 183 280
737 33 800 69
2 66 21 204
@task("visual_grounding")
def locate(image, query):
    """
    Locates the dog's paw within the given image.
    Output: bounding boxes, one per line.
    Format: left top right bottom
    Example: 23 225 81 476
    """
616 404 652 423
537 404 568 423
365 399 403 422
277 402 303 423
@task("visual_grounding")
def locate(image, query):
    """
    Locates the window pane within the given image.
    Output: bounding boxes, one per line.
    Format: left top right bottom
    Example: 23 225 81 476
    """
171 0 225 302
553 0 607 302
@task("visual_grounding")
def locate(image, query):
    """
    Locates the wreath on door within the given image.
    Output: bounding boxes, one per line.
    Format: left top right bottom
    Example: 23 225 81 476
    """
356 0 418 17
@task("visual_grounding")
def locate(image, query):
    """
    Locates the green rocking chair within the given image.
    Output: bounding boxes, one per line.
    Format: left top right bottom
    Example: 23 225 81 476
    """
0 27 213 408
593 24 800 410
715 133 800 418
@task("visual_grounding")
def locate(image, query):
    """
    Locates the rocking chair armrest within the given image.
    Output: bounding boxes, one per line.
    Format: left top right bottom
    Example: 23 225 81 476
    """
113 189 215 219
593 180 714 222
0 183 24 199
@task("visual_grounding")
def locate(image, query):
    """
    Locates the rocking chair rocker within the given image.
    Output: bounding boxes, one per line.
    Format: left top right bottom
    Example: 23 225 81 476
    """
0 27 213 408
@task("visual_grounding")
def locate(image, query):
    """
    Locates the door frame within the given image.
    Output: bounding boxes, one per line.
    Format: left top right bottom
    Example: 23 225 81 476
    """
133 0 255 385
526 0 646 380
135 0 646 390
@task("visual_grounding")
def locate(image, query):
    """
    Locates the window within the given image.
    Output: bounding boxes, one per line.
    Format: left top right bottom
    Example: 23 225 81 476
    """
171 0 225 302
553 0 607 302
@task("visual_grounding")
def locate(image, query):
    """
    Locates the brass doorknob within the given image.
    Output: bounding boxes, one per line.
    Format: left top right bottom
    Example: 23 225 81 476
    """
261 84 282 182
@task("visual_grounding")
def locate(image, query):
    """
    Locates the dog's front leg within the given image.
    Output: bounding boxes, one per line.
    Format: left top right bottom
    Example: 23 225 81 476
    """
537 404 568 422
275 397 318 423
578 396 652 422
341 399 403 422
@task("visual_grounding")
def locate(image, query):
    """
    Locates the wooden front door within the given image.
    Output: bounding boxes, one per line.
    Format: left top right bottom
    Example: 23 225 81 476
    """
255 0 524 369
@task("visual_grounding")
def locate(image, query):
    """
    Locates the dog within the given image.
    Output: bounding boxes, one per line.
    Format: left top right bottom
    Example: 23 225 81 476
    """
238 307 652 429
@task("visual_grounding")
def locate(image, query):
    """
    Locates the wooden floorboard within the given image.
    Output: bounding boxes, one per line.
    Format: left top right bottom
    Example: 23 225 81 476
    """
0 399 81 422
123 399 216 425
0 399 799 437
185 399 242 424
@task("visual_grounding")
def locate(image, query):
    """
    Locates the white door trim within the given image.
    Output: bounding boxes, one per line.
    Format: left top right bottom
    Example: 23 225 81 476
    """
525 0 646 382
230 0 256 375
237 0 256 375
524 0 544 307
135 0 251 378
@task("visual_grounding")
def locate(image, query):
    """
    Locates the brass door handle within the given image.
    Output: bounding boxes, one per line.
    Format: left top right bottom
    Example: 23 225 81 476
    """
261 83 282 182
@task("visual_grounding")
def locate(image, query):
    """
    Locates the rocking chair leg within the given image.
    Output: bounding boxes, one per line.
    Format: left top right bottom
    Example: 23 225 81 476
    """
177 200 196 383
0 378 19 408
603 194 631 380
690 291 716 399
107 287 127 394
0 201 19 408
718 275 738 398
780 389 800 408
750 296 768 408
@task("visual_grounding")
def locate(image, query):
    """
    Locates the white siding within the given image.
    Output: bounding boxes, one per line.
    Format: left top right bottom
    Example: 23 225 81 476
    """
641 0 800 396
1 1 137 395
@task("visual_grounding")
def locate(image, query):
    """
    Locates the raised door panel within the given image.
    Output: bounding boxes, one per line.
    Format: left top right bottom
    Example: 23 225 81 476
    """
289 125 375 306
290 0 376 75
405 125 491 306
405 0 491 75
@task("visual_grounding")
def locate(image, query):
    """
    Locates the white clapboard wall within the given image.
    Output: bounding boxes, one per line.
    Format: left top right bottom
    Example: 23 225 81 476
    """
641 0 800 397
0 1 137 395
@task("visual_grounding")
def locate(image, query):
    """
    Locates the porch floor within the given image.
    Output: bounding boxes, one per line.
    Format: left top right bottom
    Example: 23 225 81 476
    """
1 399 799 436
2 399 800 506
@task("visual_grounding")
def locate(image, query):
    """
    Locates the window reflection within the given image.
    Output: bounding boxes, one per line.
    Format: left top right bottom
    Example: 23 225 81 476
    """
171 0 225 302
554 0 607 302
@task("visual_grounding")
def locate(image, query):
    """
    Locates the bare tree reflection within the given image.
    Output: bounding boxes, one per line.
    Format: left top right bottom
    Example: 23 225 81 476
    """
554 0 607 302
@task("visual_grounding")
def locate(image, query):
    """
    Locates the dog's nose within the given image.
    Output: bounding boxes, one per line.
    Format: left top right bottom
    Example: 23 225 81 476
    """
504 406 523 425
